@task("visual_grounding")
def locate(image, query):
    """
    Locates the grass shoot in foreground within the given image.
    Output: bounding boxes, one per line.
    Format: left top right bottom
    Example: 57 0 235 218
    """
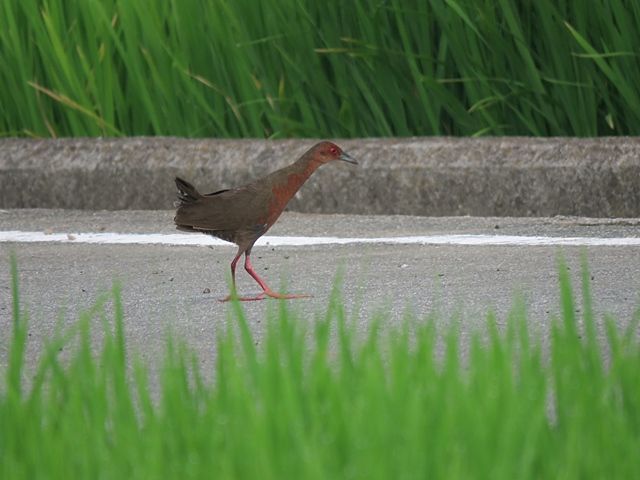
1 253 639 479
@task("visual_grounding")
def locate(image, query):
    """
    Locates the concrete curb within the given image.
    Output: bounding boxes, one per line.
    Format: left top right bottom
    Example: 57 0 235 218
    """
1 137 639 217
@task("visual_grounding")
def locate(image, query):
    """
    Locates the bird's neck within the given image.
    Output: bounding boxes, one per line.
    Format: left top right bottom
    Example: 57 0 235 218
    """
273 157 321 201
262 157 321 226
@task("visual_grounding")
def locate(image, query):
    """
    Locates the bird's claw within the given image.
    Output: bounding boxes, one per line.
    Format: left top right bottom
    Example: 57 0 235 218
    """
218 294 266 302
218 291 310 302
261 290 311 300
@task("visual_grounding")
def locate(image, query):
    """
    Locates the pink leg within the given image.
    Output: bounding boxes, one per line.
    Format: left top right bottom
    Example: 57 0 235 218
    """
243 252 309 300
219 251 266 302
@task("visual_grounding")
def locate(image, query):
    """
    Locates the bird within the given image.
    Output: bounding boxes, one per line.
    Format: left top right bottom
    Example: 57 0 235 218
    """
174 141 358 302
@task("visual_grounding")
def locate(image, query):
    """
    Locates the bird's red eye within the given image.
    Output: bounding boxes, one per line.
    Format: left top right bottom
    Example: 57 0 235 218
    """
330 147 338 155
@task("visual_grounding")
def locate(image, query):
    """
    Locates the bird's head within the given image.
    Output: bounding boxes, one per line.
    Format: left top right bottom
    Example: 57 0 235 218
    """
311 141 358 165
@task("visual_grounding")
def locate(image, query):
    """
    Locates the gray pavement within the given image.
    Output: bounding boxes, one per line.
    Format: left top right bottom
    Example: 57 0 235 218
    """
2 210 640 379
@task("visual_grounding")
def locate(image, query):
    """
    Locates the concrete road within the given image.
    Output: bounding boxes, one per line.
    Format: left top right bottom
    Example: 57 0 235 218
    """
2 209 640 377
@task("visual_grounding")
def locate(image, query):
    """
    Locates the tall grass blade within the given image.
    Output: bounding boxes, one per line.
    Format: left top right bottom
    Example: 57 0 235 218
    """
2 0 640 137
2 257 640 477
6 252 26 401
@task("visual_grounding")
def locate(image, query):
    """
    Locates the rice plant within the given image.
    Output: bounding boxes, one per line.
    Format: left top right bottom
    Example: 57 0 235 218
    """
1 252 639 478
1 0 639 138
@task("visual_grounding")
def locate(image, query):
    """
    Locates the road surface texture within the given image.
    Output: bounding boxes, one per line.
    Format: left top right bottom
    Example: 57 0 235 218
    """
1 209 639 383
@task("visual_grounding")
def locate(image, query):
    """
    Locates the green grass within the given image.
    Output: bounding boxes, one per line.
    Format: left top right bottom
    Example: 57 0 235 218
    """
1 252 640 479
1 0 640 138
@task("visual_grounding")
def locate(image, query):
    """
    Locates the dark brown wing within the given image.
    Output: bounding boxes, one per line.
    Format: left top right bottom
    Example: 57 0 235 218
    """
174 177 271 234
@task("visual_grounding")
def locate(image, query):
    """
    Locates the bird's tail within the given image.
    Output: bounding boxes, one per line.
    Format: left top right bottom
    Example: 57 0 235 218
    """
174 177 206 232
174 177 203 206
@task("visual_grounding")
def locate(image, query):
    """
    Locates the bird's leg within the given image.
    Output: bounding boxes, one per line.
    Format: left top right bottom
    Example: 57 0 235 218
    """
219 250 266 302
243 252 310 300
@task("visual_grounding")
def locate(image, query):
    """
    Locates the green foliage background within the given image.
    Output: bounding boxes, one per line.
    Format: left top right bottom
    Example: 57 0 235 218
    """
1 0 639 138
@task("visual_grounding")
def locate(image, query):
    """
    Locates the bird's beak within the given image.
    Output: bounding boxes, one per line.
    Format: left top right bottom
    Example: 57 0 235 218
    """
340 152 358 165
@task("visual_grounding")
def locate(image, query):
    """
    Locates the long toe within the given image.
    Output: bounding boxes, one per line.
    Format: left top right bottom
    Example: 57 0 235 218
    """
219 294 268 302
264 290 311 300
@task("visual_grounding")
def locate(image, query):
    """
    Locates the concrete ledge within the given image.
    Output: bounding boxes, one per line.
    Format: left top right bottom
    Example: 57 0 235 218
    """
1 137 639 217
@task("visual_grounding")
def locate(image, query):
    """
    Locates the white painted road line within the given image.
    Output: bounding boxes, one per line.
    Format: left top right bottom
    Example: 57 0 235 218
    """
1 231 639 247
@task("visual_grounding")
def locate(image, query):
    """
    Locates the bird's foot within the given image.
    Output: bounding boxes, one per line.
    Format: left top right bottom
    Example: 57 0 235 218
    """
256 290 311 300
218 290 311 302
218 289 311 302
218 293 267 302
